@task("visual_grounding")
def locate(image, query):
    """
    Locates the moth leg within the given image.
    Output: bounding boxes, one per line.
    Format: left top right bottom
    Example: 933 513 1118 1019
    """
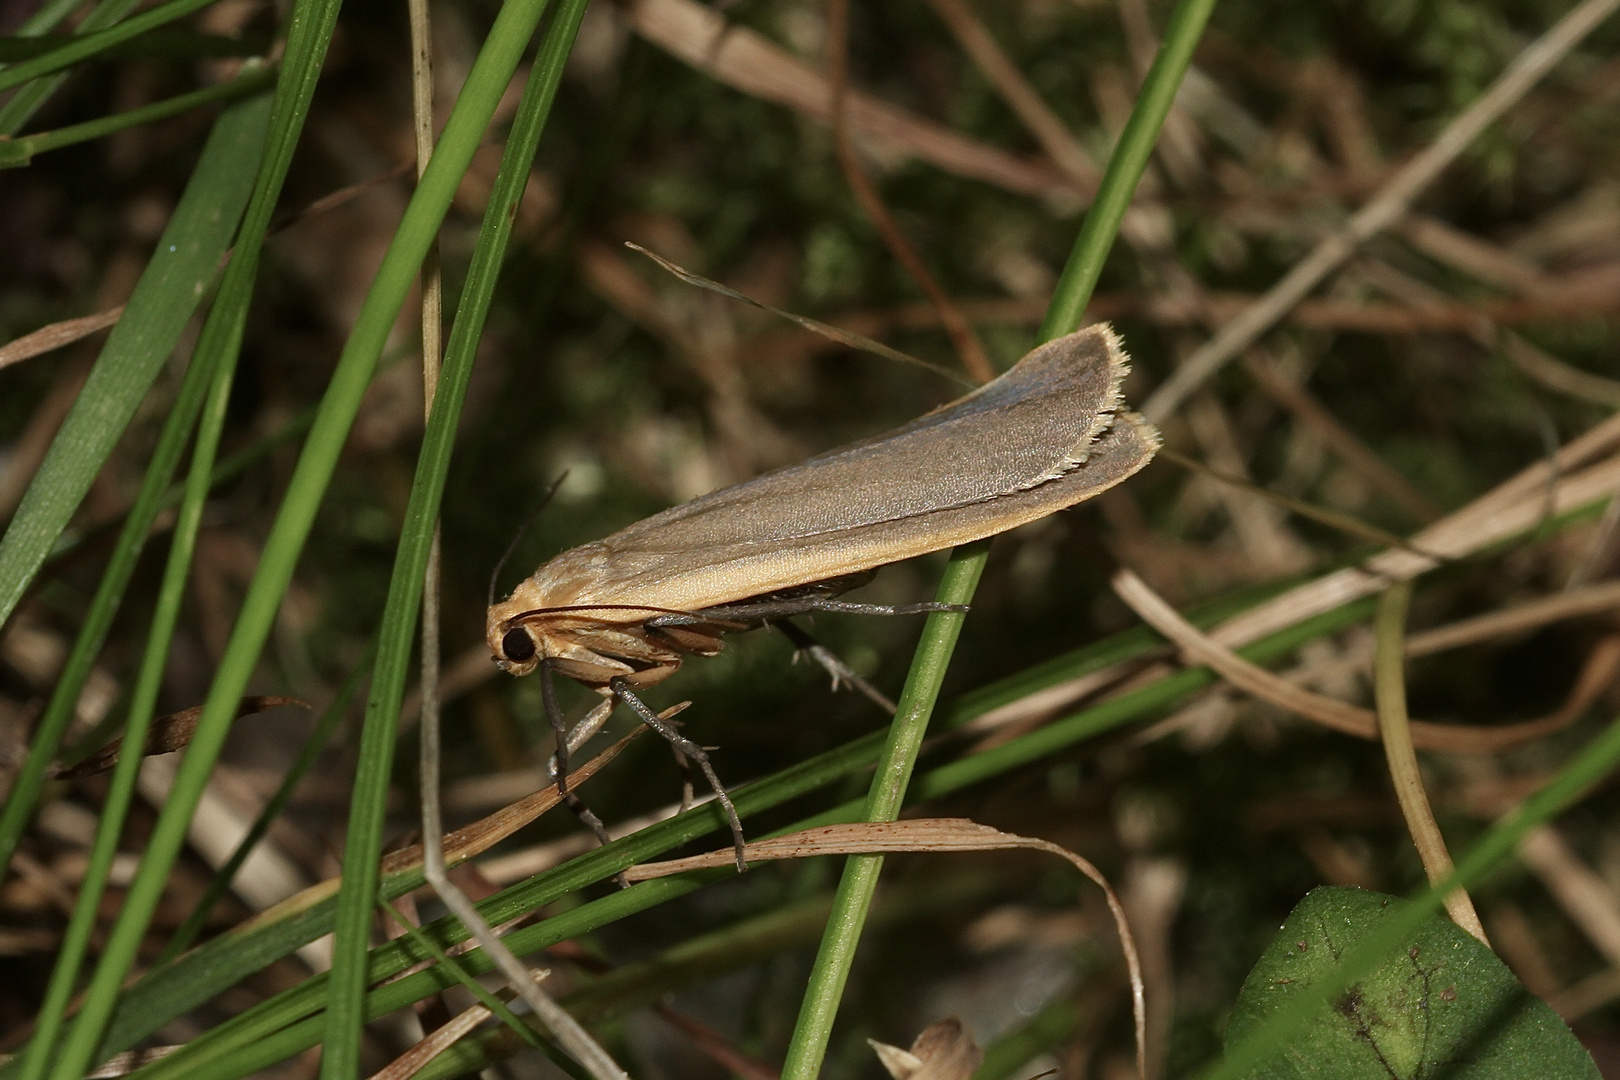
671 739 697 814
610 677 748 872
540 662 616 857
564 695 618 757
775 620 896 715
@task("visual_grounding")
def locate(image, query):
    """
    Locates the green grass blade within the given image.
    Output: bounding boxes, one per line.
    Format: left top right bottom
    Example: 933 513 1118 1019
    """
0 0 226 94
157 639 373 964
0 0 146 133
99 593 1375 1080
0 91 271 879
0 60 275 167
17 289 251 1080
0 90 263 634
781 0 1217 1073
31 0 349 1062
320 0 589 1070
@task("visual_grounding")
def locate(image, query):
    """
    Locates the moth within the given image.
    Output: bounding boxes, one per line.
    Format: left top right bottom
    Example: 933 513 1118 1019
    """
486 324 1160 867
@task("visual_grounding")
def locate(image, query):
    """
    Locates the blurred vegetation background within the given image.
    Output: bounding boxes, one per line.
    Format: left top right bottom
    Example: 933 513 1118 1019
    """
3 0 1620 1076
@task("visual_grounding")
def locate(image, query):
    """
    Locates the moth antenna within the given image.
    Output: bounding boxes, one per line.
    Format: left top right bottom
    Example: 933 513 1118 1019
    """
489 473 568 608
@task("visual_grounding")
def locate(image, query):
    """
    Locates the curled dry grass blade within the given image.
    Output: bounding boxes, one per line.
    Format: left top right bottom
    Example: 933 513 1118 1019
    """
1372 581 1487 943
625 818 1148 1076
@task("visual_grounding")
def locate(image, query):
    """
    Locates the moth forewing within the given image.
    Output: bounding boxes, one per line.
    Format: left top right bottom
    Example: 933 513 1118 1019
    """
488 325 1152 646
486 324 1160 867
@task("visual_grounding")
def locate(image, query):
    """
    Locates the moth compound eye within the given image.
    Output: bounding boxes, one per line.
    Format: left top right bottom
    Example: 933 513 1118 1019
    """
501 628 537 663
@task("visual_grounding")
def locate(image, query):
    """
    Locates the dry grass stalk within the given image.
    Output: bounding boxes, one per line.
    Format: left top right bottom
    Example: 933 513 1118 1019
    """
1139 0 1620 421
620 0 1074 201
0 308 124 372
1211 434 1620 652
1407 582 1620 657
1110 568 1613 753
364 969 548 1080
384 730 640 875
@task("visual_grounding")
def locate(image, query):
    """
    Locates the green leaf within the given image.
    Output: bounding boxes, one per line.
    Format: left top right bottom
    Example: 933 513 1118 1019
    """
1225 887 1599 1080
0 90 265 634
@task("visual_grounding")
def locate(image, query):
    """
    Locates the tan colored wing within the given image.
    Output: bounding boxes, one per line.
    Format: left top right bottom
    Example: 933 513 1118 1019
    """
522 326 1159 613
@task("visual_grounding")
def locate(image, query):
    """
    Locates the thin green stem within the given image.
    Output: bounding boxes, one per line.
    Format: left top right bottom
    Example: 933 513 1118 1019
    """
780 545 986 1079
0 61 275 167
0 0 226 93
1373 580 1485 940
319 0 587 1073
781 0 1217 1073
156 642 373 964
1038 0 1219 342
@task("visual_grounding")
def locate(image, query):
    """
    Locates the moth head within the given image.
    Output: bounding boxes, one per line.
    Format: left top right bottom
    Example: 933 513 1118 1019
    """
486 600 689 686
492 621 542 676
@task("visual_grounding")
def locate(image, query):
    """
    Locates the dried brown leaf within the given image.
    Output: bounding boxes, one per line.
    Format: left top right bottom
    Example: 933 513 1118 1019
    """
870 1017 982 1080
